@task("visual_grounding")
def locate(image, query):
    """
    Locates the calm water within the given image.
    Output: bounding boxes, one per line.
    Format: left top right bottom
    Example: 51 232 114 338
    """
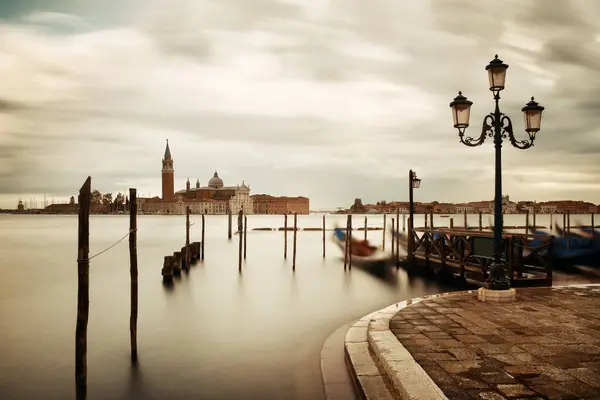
0 213 591 400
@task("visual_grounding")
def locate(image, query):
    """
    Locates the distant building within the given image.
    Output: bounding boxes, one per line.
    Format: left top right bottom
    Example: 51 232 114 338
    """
538 200 597 214
142 141 253 215
17 200 24 212
251 194 310 215
45 203 79 213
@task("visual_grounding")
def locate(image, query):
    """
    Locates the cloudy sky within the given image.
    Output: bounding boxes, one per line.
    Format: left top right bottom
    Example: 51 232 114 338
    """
1 0 599 209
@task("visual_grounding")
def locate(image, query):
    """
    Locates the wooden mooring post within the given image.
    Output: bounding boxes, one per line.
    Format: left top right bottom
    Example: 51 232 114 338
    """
450 218 454 229
344 215 353 270
395 213 400 267
532 211 537 231
128 188 138 364
478 212 482 231
592 213 596 237
364 216 368 240
424 213 428 228
429 213 434 229
567 211 571 249
284 214 288 260
348 215 352 270
292 212 298 271
76 176 91 400
382 214 386 251
463 210 467 228
227 208 232 240
238 210 243 271
525 210 530 233
402 213 406 232
243 215 247 260
201 211 205 261
391 218 395 257
322 214 326 258
184 206 191 270
394 209 404 267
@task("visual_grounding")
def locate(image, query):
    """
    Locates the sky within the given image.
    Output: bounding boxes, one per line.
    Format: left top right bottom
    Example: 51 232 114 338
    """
1 0 600 209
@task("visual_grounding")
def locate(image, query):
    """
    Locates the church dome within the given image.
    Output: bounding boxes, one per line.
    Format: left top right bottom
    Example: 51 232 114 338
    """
208 170 224 189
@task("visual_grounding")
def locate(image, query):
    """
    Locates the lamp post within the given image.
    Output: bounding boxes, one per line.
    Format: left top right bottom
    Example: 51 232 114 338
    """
408 169 421 265
449 55 545 290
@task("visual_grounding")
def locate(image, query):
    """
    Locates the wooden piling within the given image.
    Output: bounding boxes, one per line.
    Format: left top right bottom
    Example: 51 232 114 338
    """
348 215 352 270
402 213 406 232
567 211 571 249
76 176 91 400
344 215 350 270
532 211 537 231
243 215 247 260
173 251 182 267
550 213 554 230
450 218 454 229
292 212 298 271
382 214 386 251
227 208 232 240
322 214 326 258
429 213 434 229
592 213 595 237
395 212 400 267
201 211 205 261
391 218 395 257
525 210 530 233
185 206 191 270
161 255 173 282
284 214 288 260
463 210 467 228
238 210 243 271
478 212 482 231
174 251 183 275
424 213 428 228
364 216 367 240
128 188 138 364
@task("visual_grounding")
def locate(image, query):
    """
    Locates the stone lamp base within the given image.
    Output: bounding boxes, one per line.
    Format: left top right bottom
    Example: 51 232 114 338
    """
478 287 516 303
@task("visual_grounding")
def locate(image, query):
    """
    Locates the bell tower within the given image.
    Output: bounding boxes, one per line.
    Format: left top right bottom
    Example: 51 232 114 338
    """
161 139 175 201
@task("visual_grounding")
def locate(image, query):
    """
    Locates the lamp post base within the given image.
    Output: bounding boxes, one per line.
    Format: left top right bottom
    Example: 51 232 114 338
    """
486 260 511 290
478 287 516 303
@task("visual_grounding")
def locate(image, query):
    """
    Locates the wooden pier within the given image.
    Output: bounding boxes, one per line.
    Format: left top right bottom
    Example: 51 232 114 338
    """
404 226 553 288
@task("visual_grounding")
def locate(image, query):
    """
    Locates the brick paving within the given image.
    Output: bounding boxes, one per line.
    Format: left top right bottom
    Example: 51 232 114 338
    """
390 286 600 400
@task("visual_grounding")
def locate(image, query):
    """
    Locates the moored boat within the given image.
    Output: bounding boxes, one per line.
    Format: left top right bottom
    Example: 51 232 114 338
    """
332 228 392 265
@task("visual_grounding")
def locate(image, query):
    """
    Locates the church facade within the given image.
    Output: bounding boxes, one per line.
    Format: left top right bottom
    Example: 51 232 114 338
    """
140 141 253 215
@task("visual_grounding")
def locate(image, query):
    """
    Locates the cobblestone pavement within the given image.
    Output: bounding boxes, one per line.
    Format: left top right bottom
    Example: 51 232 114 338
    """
390 286 600 400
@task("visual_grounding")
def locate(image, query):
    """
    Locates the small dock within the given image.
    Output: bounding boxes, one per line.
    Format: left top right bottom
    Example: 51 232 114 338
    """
404 227 553 288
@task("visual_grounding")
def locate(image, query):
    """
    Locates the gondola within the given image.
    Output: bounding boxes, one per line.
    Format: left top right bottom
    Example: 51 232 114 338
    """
332 227 392 265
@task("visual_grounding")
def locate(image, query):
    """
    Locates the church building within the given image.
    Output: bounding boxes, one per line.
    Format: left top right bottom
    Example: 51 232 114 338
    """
140 141 253 215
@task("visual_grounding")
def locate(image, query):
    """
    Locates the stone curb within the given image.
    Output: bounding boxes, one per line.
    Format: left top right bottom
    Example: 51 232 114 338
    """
345 290 477 400
347 284 600 399
343 311 398 399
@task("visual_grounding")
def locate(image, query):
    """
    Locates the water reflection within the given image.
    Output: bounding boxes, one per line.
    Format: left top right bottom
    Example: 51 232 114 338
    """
161 280 174 293
127 361 144 399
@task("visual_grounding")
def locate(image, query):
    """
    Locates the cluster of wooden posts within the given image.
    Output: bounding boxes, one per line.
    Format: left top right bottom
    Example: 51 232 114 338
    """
76 178 139 400
161 206 205 282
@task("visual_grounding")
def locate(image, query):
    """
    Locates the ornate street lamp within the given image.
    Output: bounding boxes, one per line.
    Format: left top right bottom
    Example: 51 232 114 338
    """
408 170 421 265
449 55 545 290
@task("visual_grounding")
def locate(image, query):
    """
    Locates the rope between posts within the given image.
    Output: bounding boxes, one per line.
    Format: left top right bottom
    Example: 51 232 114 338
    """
77 229 136 262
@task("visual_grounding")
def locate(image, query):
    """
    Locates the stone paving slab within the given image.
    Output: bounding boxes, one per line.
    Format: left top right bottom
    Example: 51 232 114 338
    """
390 285 600 400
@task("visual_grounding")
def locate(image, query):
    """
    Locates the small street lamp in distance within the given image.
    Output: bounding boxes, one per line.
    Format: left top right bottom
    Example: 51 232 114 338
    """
408 169 421 266
448 55 545 291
